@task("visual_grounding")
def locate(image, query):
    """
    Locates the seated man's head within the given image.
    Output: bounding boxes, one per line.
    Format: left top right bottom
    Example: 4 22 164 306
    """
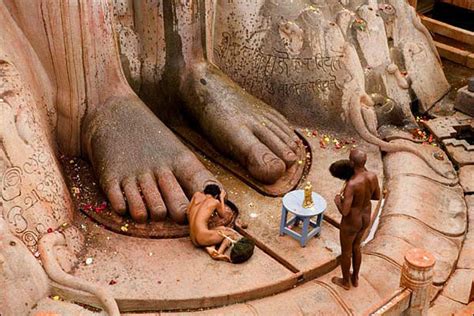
230 237 255 264
349 149 367 169
204 184 221 199
329 159 354 180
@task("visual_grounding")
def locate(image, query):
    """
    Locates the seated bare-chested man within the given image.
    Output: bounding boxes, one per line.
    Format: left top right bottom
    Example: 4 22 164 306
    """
187 184 255 263
330 149 381 290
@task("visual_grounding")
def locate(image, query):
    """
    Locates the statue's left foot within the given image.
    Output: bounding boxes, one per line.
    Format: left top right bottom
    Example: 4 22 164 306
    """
181 63 300 184
83 95 221 224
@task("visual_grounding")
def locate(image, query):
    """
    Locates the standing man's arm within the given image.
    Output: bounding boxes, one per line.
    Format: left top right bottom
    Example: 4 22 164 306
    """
370 174 381 200
335 184 354 217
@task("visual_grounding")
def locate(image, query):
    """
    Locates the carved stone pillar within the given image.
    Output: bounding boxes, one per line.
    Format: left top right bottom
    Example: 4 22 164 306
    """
400 248 436 316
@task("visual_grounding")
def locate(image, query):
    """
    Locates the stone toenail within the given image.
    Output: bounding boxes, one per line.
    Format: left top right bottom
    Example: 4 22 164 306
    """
262 153 280 165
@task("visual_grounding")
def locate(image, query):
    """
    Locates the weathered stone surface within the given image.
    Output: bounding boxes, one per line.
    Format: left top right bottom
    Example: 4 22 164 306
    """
31 297 102 316
444 138 474 152
364 216 461 285
384 143 457 185
0 219 50 315
382 176 466 237
71 218 296 311
459 165 474 193
443 139 474 166
386 0 450 112
455 301 474 316
458 196 474 269
169 279 351 315
442 269 474 304
455 86 474 117
0 61 74 252
423 116 464 140
429 295 465 315
318 254 401 314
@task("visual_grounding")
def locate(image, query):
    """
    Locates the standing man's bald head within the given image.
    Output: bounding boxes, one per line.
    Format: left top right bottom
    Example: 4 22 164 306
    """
349 149 367 168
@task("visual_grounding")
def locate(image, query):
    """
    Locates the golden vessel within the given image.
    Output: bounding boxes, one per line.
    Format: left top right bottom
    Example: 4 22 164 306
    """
303 181 314 208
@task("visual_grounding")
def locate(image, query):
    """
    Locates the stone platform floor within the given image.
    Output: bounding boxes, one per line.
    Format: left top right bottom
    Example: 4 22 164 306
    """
43 131 382 313
31 61 474 316
31 120 472 315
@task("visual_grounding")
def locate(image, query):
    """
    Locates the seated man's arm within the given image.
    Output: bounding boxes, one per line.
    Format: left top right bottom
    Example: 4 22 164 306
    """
371 174 381 200
187 194 197 216
215 190 228 218
335 184 354 217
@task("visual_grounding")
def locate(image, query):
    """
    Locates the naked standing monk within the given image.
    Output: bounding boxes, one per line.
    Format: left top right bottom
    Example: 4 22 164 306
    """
332 149 381 290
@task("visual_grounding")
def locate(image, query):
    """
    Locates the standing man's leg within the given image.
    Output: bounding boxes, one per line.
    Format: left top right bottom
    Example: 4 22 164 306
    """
351 228 367 288
332 228 357 290
352 214 371 287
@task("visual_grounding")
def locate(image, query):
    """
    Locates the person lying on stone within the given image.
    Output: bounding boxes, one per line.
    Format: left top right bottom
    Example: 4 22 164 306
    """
187 184 255 263
330 149 381 290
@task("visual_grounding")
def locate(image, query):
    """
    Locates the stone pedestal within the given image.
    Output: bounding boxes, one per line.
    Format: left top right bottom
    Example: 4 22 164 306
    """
455 80 474 117
400 248 436 316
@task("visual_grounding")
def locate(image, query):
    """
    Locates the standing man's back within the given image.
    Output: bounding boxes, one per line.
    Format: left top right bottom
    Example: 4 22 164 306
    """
332 149 380 290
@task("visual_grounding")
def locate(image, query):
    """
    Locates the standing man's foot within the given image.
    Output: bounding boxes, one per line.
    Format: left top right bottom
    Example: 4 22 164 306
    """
83 95 221 224
351 274 359 287
331 276 351 290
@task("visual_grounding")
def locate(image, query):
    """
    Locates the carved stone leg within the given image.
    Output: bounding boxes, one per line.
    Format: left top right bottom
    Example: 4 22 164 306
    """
6 0 222 224
113 0 302 185
0 60 74 252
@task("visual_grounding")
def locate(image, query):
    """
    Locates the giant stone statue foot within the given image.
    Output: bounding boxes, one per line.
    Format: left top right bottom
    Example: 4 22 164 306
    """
83 95 221 224
180 62 304 186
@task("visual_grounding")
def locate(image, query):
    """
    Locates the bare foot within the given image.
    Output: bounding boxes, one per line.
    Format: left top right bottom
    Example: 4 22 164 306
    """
83 95 220 224
331 276 351 291
351 274 359 288
181 63 300 184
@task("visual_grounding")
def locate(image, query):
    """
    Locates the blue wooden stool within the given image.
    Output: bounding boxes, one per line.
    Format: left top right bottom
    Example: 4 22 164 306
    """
279 190 327 247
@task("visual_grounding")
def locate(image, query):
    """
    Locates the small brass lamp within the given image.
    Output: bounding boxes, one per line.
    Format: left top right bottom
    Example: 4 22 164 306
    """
302 181 314 208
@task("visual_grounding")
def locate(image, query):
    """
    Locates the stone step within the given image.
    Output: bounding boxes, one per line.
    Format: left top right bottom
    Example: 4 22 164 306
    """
442 269 474 305
429 295 466 315
166 279 352 315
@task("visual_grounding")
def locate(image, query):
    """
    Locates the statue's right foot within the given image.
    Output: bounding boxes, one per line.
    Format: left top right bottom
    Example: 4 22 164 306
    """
181 63 301 185
83 95 220 224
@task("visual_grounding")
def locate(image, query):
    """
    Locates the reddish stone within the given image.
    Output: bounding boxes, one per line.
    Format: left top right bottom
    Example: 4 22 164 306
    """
429 295 465 315
443 269 474 304
384 141 457 186
382 176 466 237
364 216 460 285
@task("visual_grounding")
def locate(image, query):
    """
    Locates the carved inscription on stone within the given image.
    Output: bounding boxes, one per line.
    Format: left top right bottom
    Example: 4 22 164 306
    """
214 32 344 99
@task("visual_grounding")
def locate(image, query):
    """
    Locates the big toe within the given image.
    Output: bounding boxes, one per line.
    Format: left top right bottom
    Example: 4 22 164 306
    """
247 143 286 184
